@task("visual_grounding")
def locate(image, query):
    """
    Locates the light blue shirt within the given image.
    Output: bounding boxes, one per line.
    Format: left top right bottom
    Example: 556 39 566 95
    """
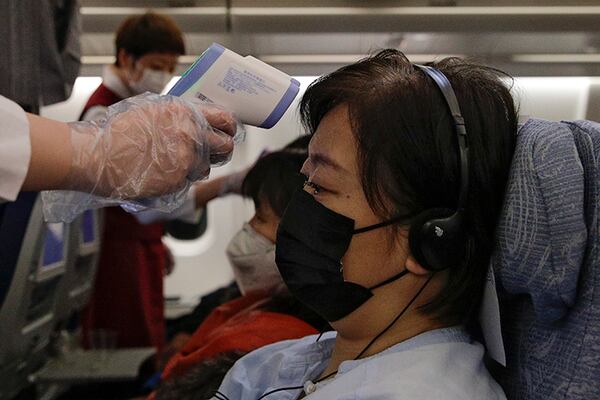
212 326 506 400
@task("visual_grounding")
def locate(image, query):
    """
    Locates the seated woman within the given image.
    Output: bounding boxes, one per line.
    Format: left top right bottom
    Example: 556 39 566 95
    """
152 140 328 399
210 50 517 399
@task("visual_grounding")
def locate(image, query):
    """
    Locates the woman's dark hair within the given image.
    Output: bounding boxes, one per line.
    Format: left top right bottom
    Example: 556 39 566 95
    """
241 137 309 218
300 50 518 325
115 12 185 64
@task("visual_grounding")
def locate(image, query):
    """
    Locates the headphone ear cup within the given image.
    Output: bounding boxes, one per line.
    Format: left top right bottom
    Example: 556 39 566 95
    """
409 208 465 272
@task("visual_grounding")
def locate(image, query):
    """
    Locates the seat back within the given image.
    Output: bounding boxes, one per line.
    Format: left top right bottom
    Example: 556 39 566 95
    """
493 118 600 399
53 209 102 324
0 192 38 309
0 194 71 399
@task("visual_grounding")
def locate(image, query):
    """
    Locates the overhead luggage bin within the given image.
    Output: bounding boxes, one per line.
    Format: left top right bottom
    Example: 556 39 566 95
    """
230 6 600 33
81 6 229 33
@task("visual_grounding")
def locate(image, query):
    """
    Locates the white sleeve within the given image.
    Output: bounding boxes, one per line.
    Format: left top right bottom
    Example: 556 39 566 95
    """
133 186 201 225
0 96 31 201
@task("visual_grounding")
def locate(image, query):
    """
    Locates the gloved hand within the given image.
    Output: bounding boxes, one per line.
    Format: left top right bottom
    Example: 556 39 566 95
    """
41 93 243 222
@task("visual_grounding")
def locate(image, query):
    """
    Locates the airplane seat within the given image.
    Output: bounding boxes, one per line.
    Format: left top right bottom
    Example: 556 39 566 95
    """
53 209 103 325
493 118 600 399
33 208 155 392
564 119 600 394
0 202 151 398
0 194 71 400
0 192 38 309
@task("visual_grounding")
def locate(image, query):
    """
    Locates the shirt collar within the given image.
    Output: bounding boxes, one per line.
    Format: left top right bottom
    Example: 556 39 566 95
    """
102 65 133 99
295 326 471 394
331 326 470 376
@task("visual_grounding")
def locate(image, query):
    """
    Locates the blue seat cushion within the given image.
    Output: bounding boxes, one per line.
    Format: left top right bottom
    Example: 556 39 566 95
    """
493 118 586 324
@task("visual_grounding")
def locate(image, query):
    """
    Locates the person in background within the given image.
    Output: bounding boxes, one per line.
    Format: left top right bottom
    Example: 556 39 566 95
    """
81 12 184 121
165 136 312 340
81 12 188 356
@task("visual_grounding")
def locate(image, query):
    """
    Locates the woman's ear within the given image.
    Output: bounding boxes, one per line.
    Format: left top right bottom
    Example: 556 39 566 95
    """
405 255 430 276
398 229 430 276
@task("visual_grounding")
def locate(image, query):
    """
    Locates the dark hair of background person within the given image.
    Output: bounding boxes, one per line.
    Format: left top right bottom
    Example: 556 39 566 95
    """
300 49 518 326
115 12 185 65
154 350 246 400
241 136 310 218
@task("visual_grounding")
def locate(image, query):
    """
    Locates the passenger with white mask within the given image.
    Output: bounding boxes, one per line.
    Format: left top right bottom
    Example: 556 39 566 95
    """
167 135 316 339
225 136 315 297
225 222 279 296
224 141 312 295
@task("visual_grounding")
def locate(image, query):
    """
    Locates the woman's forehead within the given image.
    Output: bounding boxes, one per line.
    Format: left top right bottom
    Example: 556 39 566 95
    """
309 105 356 172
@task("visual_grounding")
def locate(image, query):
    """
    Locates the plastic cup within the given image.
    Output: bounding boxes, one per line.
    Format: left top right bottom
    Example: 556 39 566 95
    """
89 329 118 364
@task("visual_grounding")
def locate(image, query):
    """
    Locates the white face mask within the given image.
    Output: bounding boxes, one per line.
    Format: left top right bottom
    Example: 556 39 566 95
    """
129 67 173 95
226 222 282 295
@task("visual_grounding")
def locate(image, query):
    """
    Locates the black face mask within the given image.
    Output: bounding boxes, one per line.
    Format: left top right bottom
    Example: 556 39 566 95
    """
275 189 408 322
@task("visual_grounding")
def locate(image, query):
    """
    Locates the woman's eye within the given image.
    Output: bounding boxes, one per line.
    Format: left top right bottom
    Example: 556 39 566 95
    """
304 180 324 194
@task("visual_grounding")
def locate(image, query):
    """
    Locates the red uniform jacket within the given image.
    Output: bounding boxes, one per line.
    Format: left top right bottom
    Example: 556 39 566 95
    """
80 84 167 353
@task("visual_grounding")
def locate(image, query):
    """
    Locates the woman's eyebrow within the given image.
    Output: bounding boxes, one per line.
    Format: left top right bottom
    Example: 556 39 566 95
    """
310 152 347 173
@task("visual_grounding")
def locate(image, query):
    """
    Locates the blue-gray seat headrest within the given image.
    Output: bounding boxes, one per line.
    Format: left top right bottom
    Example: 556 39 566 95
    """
493 118 587 324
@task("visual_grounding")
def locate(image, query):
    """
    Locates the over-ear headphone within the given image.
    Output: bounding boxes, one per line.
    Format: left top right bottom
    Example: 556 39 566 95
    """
408 65 470 272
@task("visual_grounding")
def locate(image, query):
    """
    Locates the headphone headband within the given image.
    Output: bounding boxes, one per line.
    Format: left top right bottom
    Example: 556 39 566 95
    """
406 64 471 271
414 64 470 213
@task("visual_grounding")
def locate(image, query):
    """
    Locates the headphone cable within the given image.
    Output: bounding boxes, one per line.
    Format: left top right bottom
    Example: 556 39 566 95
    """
213 391 229 400
216 274 434 400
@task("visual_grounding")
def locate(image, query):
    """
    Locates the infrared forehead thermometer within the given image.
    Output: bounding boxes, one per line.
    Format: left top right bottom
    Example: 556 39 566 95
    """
169 43 300 128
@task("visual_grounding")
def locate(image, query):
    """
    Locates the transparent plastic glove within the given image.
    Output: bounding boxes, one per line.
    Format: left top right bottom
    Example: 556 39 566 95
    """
41 93 244 223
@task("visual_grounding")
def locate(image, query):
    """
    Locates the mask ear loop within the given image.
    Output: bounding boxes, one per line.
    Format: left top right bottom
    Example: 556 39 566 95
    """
353 215 406 234
368 269 409 291
353 211 421 235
